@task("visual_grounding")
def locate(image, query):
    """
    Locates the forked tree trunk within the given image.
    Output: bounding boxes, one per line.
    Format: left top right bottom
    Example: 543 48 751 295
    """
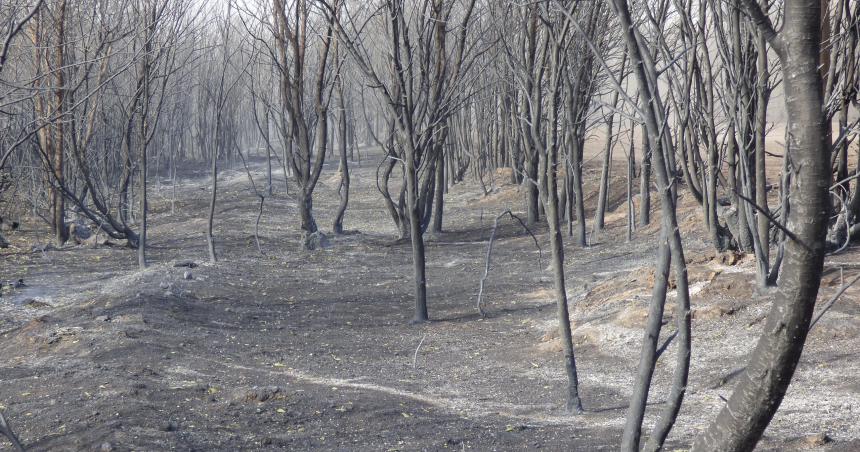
621 235 670 450
700 32 724 249
693 0 830 449
299 190 318 234
611 0 693 448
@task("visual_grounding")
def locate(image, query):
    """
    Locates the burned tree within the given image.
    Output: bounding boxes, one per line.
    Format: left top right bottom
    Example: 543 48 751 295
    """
271 0 340 243
327 0 480 322
693 0 833 449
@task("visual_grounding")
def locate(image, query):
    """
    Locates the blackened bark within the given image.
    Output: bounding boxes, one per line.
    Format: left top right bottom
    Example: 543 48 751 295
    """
639 124 651 226
693 0 831 448
432 152 444 233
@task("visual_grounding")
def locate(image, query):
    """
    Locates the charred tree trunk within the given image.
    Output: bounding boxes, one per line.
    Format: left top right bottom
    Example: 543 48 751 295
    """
332 67 350 234
570 134 587 246
594 104 617 231
611 0 693 447
405 141 428 323
693 0 831 448
206 142 218 263
639 124 651 226
432 148 445 233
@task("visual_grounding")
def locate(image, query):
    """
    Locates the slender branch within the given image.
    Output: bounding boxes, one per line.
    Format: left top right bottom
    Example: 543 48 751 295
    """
733 189 811 252
810 273 860 329
477 210 542 316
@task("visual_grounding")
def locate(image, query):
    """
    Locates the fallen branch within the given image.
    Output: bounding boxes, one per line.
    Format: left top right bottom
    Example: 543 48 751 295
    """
476 210 542 317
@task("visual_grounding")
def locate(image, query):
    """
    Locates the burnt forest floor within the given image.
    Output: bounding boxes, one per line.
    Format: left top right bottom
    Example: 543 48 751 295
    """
1 147 860 451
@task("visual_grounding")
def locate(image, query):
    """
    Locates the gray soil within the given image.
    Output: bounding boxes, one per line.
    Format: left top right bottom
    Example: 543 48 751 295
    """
1 148 859 451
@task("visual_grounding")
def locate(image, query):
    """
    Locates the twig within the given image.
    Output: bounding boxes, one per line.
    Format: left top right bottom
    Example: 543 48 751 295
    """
0 410 26 452
810 273 860 329
413 335 427 369
477 210 543 316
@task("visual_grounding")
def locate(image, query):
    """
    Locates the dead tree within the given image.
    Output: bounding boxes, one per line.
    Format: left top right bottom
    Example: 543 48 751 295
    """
332 27 350 234
271 0 340 240
522 1 595 413
594 51 627 232
692 0 833 448
0 0 44 250
327 0 480 322
133 0 185 268
205 0 247 262
31 0 69 246
600 0 694 448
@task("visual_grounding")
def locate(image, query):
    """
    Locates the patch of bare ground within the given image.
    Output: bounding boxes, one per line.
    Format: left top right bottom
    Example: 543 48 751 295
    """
1 151 859 450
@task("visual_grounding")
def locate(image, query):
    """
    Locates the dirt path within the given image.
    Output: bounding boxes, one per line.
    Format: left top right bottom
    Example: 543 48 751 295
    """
1 149 859 450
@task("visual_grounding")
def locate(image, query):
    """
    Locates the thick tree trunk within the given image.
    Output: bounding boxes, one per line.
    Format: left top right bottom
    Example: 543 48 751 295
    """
406 146 428 323
693 0 830 449
541 87 583 415
728 131 753 250
299 190 318 234
52 130 67 246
